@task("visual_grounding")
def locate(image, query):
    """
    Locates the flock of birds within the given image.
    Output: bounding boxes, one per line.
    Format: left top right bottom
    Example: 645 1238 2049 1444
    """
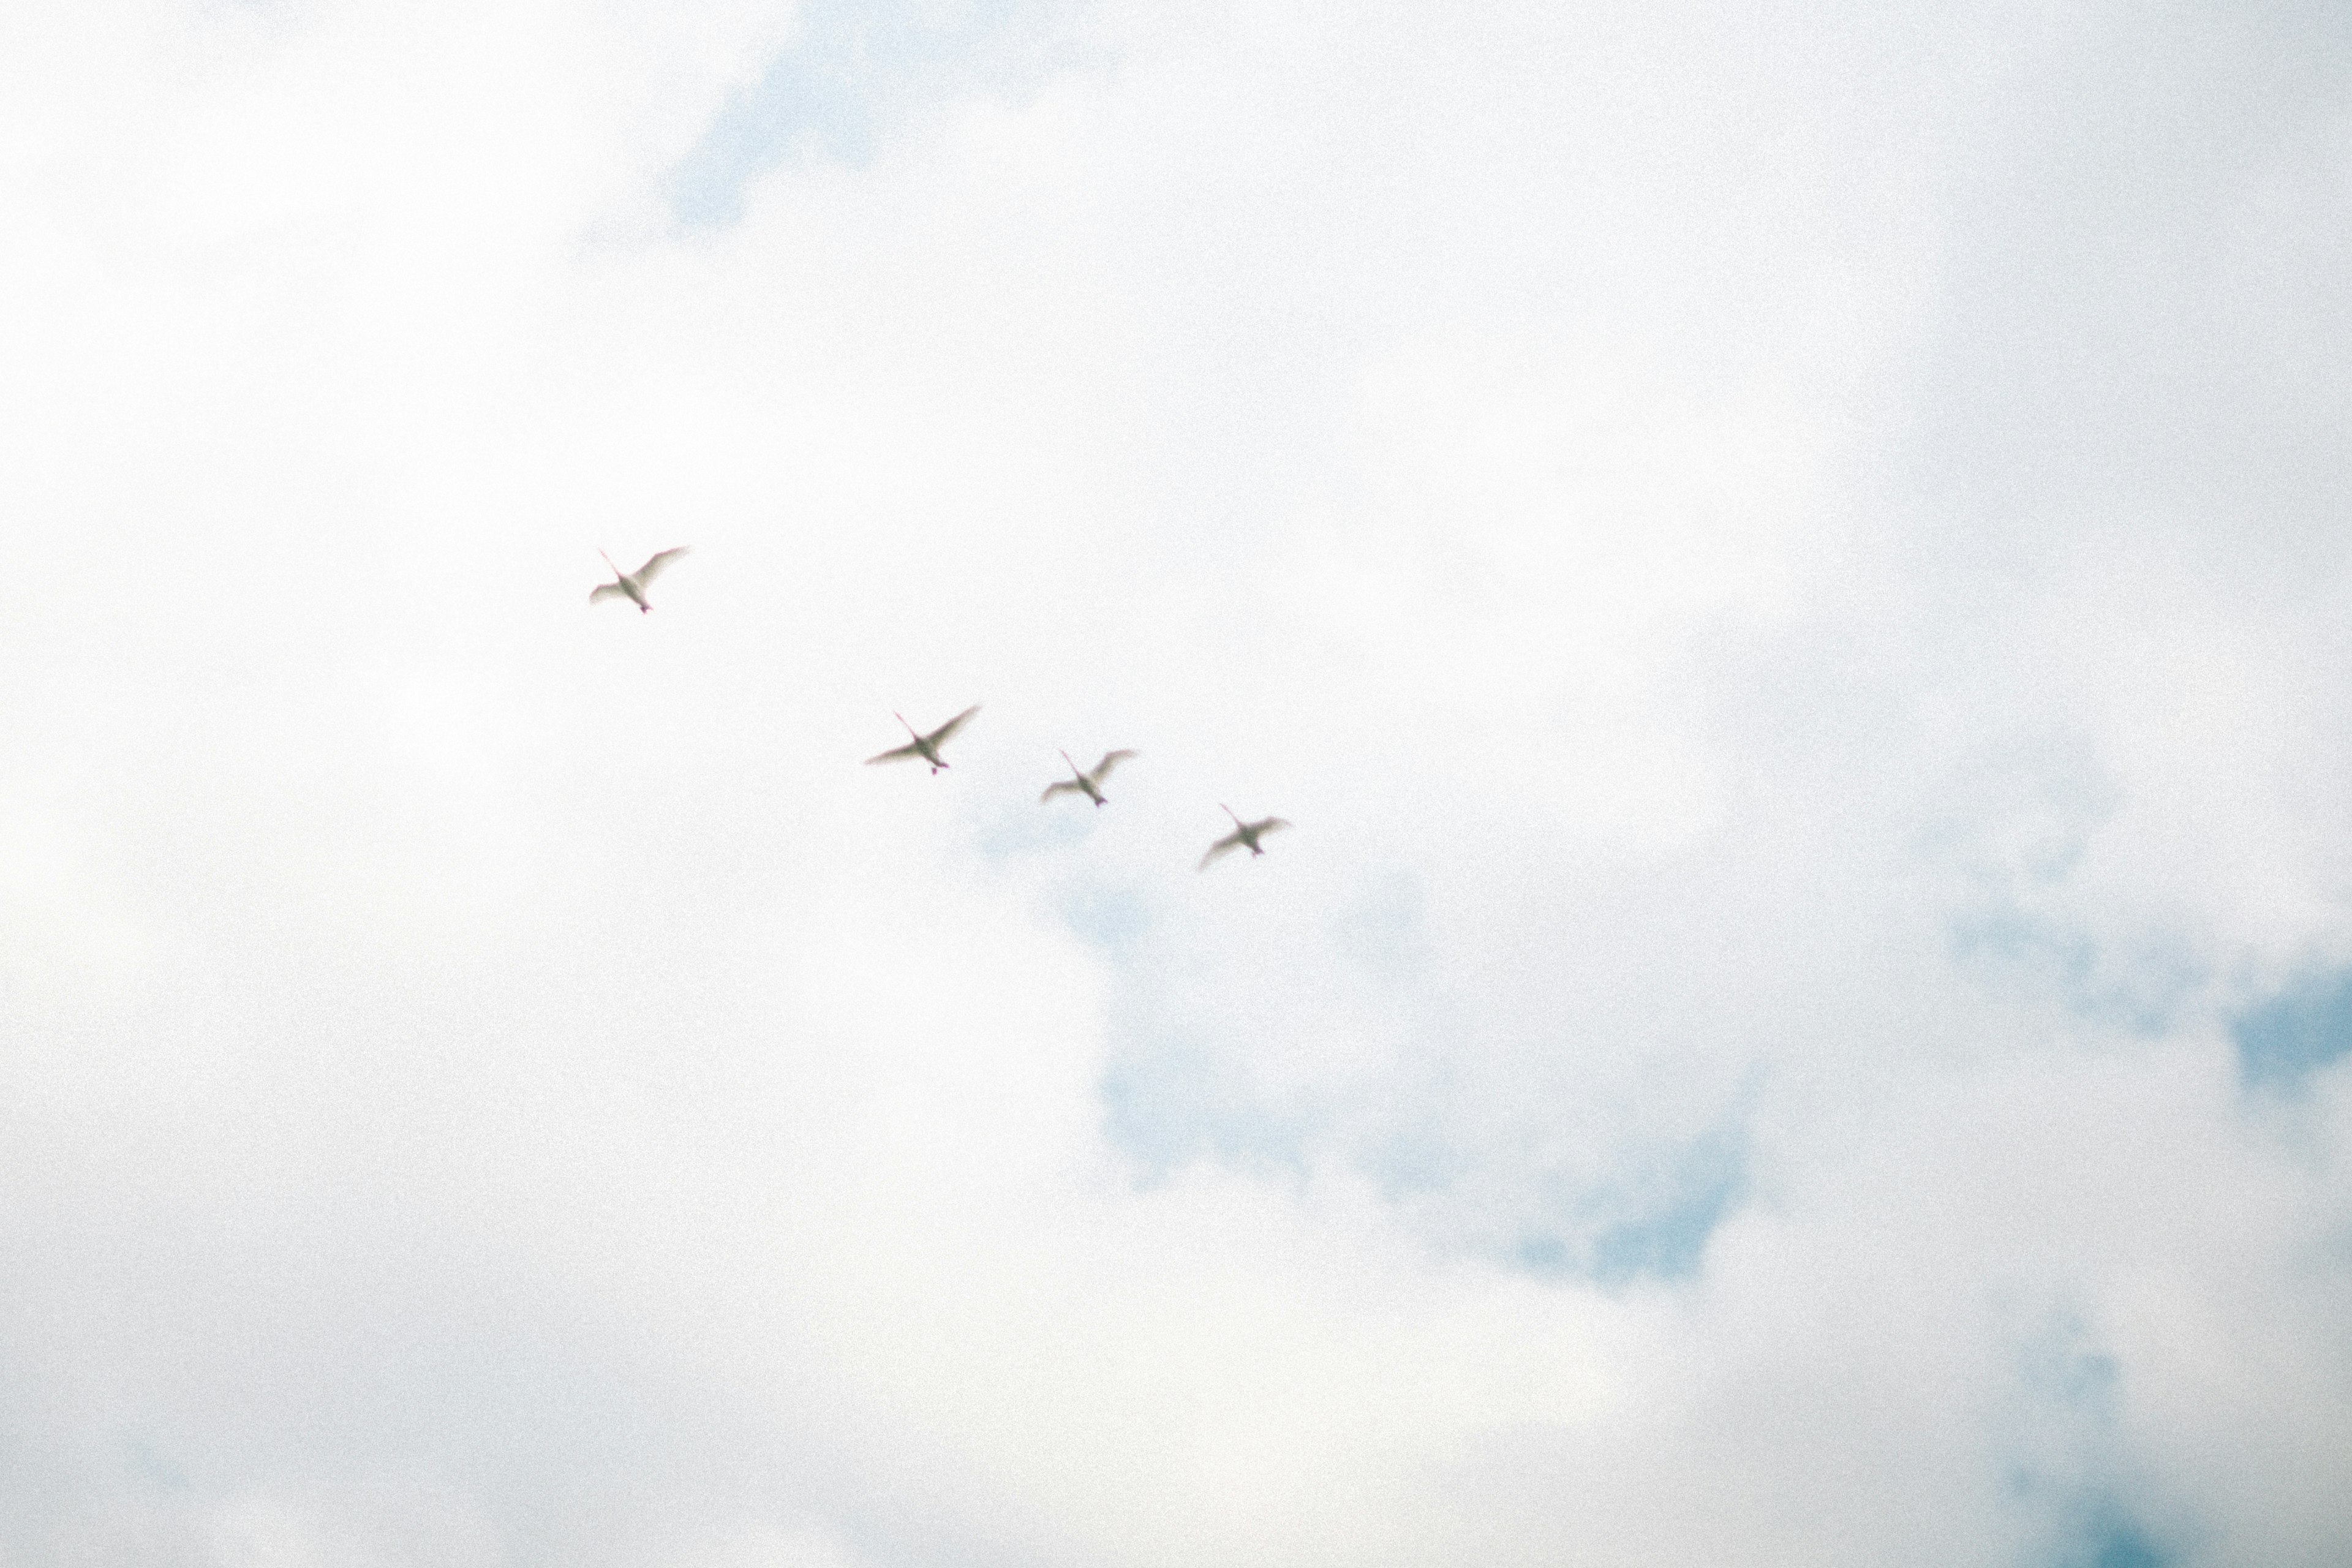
594 547 1292 870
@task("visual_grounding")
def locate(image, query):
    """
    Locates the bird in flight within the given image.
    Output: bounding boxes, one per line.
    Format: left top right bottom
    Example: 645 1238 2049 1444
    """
867 706 982 774
590 548 690 614
1199 805 1291 870
1041 748 1139 807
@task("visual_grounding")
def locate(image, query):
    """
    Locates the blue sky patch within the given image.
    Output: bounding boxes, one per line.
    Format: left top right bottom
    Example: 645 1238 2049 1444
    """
2230 967 2352 1090
1099 1037 1315 1179
1057 880 1153 954
1513 1121 1749 1287
1948 908 2206 1036
2051 1500 2173 1568
668 0 1080 227
2005 1315 2184 1568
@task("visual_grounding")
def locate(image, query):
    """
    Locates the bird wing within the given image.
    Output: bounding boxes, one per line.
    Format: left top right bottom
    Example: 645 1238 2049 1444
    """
633 546 690 584
1198 831 1244 871
1251 817 1293 837
1041 779 1084 803
866 741 924 765
1089 749 1139 783
589 581 628 605
925 705 981 747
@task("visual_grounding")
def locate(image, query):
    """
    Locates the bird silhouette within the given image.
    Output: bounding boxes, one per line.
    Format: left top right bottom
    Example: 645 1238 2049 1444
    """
590 548 689 614
1041 749 1139 807
866 706 982 774
1199 805 1290 870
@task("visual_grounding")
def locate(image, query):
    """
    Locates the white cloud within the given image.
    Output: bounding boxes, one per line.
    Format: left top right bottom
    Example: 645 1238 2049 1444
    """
2 1 2349 1564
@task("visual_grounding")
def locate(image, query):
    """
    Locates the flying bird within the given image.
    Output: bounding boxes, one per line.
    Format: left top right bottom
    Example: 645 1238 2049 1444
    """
1041 748 1139 807
1199 805 1291 870
590 548 690 614
866 706 981 774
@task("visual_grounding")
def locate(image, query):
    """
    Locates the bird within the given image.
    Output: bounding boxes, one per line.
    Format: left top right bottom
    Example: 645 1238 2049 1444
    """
590 548 690 614
866 706 981 774
1042 748 1139 807
1199 805 1291 870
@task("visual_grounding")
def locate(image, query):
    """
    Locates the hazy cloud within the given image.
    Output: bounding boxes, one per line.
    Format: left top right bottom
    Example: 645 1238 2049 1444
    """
2 1 2348 1564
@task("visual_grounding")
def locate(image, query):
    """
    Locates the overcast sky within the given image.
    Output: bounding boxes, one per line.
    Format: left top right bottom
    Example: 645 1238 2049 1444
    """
3 1 2350 1564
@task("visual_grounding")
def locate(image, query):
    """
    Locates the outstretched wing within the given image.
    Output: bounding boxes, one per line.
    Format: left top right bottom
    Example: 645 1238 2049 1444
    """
1198 831 1244 871
1251 817 1292 837
1089 749 1139 783
866 742 924 766
634 546 690 584
925 705 981 747
1041 779 1084 804
589 581 628 605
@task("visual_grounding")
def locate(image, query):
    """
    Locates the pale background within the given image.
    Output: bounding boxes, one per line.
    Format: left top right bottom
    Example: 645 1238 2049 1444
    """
2 2 2349 1564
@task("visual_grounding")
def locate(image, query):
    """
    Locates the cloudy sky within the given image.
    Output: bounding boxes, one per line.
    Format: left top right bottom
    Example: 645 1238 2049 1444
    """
3 1 2350 1563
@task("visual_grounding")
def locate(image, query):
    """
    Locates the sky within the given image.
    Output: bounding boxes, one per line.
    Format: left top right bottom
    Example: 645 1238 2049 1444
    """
1 1 2348 1564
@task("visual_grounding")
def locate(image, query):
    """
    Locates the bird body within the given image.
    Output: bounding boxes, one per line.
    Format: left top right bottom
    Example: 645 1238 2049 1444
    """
1042 748 1138 807
867 706 981 774
591 548 690 613
1199 804 1290 870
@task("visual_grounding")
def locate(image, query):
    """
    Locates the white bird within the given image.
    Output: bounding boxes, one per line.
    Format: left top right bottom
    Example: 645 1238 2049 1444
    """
866 706 981 774
1042 748 1139 807
1199 804 1291 870
590 548 690 614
